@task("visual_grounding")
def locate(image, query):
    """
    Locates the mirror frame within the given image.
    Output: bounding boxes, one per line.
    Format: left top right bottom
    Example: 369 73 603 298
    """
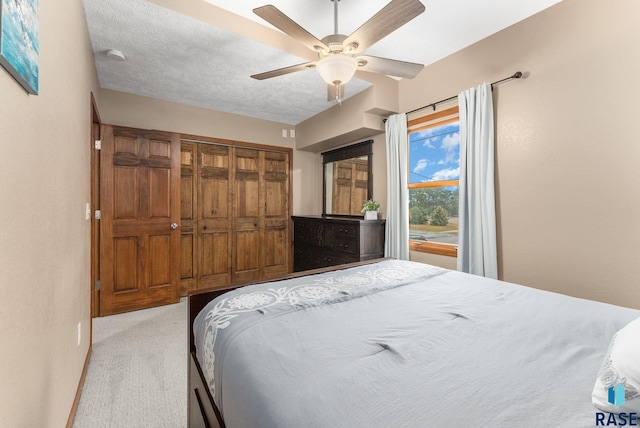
322 140 373 217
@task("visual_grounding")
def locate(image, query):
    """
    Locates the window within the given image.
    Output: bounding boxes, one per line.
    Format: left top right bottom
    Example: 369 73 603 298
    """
408 106 460 257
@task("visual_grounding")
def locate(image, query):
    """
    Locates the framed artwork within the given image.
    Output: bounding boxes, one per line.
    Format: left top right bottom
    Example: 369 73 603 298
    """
0 0 38 94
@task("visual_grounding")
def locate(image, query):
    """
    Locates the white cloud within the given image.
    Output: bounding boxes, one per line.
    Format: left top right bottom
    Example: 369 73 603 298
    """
437 150 458 166
422 138 434 148
412 130 436 148
413 159 429 173
441 132 459 151
444 151 458 165
431 167 460 181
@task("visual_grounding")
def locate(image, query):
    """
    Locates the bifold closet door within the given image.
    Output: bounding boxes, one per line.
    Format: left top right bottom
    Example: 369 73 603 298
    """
233 149 261 283
180 142 233 294
180 142 291 293
180 142 197 295
332 159 368 216
198 145 232 289
233 149 290 284
262 151 290 279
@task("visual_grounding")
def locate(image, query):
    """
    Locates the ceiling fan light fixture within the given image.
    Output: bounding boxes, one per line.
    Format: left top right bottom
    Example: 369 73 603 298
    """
316 54 357 86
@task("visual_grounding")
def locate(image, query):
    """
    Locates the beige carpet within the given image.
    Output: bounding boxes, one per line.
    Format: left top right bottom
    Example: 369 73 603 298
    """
73 299 187 428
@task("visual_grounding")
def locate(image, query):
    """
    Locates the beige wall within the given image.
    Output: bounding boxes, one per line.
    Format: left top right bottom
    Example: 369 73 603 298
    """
397 0 640 308
0 0 98 426
100 89 298 147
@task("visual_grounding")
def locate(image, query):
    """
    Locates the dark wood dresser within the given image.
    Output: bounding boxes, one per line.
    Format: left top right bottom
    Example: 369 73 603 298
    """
292 216 386 272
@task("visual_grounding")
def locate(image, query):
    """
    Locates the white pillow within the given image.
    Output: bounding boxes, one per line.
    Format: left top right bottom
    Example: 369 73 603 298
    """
592 317 640 413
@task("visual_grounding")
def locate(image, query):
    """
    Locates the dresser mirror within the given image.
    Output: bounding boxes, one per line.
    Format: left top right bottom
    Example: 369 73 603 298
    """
322 140 373 217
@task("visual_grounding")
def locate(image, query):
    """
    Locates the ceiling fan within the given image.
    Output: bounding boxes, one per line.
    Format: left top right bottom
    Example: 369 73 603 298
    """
251 0 426 102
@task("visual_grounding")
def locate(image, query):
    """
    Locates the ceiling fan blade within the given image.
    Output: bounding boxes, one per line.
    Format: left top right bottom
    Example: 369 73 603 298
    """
251 62 316 80
344 0 425 54
357 55 423 79
327 84 344 101
254 5 329 53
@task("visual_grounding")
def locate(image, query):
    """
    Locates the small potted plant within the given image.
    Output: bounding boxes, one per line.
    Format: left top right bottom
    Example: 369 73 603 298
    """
361 199 381 220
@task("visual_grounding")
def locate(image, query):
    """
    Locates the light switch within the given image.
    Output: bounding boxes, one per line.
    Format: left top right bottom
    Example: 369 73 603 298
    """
85 203 91 220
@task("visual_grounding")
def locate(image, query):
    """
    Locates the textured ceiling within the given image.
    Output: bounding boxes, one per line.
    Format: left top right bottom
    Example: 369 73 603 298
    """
82 0 561 125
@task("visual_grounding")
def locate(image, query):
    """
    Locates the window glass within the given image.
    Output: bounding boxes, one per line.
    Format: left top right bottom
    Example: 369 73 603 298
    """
408 119 460 249
409 122 460 184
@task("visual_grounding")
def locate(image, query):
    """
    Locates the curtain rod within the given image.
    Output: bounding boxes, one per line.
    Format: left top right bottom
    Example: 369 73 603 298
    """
384 71 523 122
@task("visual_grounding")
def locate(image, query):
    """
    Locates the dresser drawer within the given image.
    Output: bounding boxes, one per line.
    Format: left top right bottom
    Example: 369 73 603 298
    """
332 223 358 238
293 243 323 272
323 222 358 250
319 249 358 267
292 216 385 272
294 220 322 246
331 237 358 254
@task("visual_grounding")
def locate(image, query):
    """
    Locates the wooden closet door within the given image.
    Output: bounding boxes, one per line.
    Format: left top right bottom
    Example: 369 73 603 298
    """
332 160 367 215
180 141 291 292
233 148 261 284
351 160 369 215
180 142 197 295
263 151 290 278
332 161 353 215
99 126 180 315
198 145 232 289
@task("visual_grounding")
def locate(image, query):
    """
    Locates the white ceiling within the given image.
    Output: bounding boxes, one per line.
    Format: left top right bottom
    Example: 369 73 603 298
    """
82 0 561 125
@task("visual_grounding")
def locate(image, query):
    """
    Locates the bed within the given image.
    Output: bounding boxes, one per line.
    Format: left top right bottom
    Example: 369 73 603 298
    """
188 259 640 428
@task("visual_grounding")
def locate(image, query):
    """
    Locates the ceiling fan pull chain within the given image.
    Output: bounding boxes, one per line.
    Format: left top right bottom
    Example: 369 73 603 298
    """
335 83 342 105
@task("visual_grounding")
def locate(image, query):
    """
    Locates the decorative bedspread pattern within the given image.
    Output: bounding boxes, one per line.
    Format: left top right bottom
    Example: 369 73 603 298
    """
193 260 640 428
194 260 447 401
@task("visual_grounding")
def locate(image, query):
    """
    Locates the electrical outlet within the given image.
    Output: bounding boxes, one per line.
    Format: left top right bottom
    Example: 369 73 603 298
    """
77 322 81 346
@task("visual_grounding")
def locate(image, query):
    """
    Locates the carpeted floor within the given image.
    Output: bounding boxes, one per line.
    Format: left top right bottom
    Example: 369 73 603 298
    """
73 299 188 428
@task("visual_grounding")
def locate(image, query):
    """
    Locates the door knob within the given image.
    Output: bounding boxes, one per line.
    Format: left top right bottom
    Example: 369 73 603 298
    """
170 223 179 230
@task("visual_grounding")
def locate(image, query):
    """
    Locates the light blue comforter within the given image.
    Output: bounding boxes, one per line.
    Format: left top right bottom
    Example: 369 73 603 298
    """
193 260 639 427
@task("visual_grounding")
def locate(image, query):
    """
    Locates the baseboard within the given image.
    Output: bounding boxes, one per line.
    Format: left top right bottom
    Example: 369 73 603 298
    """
66 344 92 428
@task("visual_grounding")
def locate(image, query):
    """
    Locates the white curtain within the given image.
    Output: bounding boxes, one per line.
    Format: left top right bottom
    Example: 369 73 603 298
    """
457 83 498 278
384 113 409 260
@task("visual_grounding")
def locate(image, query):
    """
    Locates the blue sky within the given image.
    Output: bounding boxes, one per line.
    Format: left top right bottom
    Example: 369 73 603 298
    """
408 122 460 184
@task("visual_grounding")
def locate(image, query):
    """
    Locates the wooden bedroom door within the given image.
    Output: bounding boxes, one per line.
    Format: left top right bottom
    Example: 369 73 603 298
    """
99 125 181 316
